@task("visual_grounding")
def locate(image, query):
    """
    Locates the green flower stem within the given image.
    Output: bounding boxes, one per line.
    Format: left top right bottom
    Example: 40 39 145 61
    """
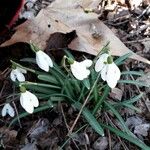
10 60 36 73
30 43 40 52
19 81 61 89
92 86 110 115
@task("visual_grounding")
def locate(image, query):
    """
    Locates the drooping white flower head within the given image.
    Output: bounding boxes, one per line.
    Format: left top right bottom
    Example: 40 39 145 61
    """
70 59 92 80
95 53 121 88
10 67 27 82
36 50 53 72
1 103 15 117
20 87 39 114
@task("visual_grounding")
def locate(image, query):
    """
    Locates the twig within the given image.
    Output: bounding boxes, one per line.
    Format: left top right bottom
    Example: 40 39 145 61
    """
68 73 101 135
123 24 150 40
124 38 150 44
60 104 80 150
137 5 150 19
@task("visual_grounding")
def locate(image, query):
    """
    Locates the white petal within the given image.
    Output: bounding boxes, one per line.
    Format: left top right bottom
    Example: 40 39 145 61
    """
81 59 92 67
7 104 15 117
17 67 27 74
101 65 108 81
1 105 7 117
36 51 49 72
1 103 15 117
27 91 39 107
20 92 34 113
112 63 121 81
106 63 121 88
95 53 109 72
10 70 17 82
41 51 53 68
16 71 25 82
71 61 90 80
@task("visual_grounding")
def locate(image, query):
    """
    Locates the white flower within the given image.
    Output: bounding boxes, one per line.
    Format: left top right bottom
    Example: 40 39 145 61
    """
10 67 27 82
95 54 121 88
20 91 39 114
36 50 53 72
1 103 15 117
70 59 92 80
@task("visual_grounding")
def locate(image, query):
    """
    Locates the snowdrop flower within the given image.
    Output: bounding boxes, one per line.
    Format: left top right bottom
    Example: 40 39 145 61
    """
36 50 53 72
95 53 121 88
70 59 92 80
10 67 27 82
1 103 15 117
20 87 39 113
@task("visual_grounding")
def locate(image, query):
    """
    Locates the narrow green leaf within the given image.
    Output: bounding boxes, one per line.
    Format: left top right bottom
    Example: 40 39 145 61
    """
92 86 110 115
104 101 133 136
122 93 143 104
123 103 141 113
73 102 104 136
100 123 150 150
20 58 36 64
118 80 149 87
25 84 58 94
82 79 90 90
121 71 144 76
114 53 132 65
38 74 59 85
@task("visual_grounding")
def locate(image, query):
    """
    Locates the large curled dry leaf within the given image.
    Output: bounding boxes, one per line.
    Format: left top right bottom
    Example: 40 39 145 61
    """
1 0 150 64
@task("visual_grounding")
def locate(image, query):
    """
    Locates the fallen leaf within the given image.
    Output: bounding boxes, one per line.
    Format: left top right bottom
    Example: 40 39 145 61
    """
73 133 90 145
110 88 123 101
21 142 38 150
134 123 150 136
93 137 108 150
1 0 150 64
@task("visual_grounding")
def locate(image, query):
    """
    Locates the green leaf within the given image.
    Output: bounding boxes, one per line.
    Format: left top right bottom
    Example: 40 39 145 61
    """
122 93 143 104
20 58 36 64
104 101 133 136
100 123 150 150
25 84 58 94
123 103 141 112
92 86 110 115
121 71 144 76
73 102 104 136
114 53 132 65
82 79 90 90
38 74 59 85
118 80 149 87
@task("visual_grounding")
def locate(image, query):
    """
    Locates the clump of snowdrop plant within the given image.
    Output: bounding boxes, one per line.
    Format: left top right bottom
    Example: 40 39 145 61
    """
2 43 149 150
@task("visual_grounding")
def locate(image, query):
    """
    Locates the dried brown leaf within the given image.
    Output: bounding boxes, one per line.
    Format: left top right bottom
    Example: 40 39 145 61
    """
1 0 150 64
